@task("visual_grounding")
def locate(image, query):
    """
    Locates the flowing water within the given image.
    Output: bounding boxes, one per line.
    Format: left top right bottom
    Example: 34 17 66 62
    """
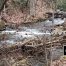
0 18 65 45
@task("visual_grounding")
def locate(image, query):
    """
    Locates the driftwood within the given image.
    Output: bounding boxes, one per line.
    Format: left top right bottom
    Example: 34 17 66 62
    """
0 37 63 54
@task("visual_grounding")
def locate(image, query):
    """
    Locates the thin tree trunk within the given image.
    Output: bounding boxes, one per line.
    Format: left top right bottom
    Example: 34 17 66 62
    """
30 0 36 16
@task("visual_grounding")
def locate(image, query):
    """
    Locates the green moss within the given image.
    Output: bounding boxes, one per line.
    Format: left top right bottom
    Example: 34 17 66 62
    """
57 0 66 11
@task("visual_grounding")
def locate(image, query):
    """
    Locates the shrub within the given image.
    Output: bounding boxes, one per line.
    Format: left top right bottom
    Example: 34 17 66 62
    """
12 0 29 9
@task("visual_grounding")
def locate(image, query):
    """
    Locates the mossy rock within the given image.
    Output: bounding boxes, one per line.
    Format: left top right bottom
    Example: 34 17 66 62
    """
0 20 6 31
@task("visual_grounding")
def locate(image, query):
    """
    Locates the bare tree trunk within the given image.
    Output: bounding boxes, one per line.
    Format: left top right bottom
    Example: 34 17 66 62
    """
30 0 36 16
45 43 48 66
50 2 54 66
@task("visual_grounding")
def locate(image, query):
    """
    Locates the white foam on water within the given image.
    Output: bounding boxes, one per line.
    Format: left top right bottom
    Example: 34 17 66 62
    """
15 31 34 38
2 30 16 34
1 28 51 39
54 18 65 25
45 18 65 26
15 29 51 38
1 40 16 44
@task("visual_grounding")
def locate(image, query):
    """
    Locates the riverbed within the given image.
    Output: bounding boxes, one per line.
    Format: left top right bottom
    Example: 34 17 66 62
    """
0 18 65 66
0 18 65 45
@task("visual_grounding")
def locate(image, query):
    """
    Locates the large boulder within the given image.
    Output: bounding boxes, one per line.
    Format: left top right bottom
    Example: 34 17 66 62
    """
0 0 5 10
0 20 6 31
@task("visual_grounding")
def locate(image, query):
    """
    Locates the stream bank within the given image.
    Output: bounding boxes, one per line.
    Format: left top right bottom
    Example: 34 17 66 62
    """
0 18 65 66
